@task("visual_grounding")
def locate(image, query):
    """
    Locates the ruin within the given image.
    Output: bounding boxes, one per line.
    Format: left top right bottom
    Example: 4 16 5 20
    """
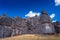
0 10 60 38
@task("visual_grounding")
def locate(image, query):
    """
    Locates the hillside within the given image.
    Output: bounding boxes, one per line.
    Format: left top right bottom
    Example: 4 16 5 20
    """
0 34 60 40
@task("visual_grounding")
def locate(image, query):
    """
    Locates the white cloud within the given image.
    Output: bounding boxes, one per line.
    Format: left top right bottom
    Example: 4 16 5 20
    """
25 11 40 17
50 13 55 19
52 20 56 22
50 13 56 22
55 0 60 6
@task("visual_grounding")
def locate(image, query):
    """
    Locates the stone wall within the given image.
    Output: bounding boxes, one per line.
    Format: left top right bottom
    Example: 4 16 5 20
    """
0 11 59 38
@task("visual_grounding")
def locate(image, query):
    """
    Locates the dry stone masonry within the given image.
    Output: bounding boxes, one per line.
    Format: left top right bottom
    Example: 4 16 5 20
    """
0 10 60 38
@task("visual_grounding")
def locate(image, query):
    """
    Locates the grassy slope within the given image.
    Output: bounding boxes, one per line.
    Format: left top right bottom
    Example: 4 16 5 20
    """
0 34 60 40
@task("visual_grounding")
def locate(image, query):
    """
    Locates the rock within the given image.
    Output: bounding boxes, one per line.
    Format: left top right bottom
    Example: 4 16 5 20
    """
0 10 59 38
41 23 55 34
40 10 55 34
0 14 12 26
13 16 23 26
25 15 41 34
0 25 12 38
54 22 60 34
11 17 28 36
40 10 51 23
0 26 3 38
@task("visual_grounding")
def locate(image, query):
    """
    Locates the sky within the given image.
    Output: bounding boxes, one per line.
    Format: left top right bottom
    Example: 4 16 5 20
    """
0 0 60 22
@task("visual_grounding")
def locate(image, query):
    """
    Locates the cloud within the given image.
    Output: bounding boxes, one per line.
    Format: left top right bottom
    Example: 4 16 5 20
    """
50 13 56 22
25 11 40 17
50 13 55 19
52 20 56 22
55 0 60 6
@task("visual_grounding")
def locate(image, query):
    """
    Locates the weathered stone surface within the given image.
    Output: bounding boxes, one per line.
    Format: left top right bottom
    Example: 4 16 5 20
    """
25 15 41 34
54 22 60 34
40 10 51 23
41 23 55 34
40 10 55 34
0 25 12 38
10 16 28 36
0 11 60 38
0 14 12 26
11 26 28 36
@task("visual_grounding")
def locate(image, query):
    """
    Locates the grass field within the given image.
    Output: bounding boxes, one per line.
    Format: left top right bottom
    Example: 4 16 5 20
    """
0 34 60 40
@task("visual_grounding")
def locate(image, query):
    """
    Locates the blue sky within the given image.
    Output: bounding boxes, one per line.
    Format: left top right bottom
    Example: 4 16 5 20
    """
0 0 60 22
